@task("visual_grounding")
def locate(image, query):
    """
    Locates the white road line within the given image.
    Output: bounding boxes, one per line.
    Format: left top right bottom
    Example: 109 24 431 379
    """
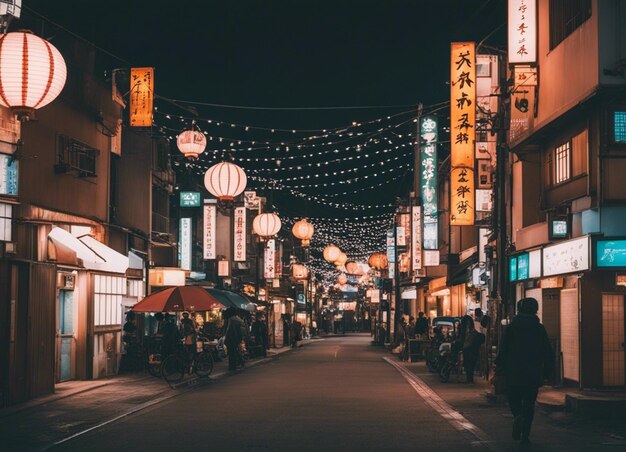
383 357 499 451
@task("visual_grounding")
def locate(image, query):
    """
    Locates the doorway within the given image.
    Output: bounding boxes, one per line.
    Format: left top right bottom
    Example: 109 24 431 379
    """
57 289 75 382
602 294 625 386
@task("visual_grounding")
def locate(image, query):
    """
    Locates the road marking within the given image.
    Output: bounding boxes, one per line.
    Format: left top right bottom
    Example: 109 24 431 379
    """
383 357 498 451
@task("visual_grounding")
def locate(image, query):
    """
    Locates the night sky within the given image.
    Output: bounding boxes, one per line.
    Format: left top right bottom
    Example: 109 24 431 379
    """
17 0 506 267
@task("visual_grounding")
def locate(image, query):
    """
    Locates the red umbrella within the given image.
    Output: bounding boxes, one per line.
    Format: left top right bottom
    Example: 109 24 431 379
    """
132 286 223 312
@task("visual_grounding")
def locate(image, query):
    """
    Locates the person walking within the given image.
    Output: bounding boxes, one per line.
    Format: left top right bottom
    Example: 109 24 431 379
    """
251 313 268 356
224 308 246 371
495 297 554 445
461 315 484 383
415 312 429 338
180 311 197 365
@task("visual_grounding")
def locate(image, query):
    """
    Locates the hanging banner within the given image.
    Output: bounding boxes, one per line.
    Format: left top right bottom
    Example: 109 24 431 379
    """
508 0 537 64
233 207 247 262
420 115 438 250
451 42 476 225
264 239 275 279
179 218 192 271
129 67 154 127
203 203 217 259
411 206 422 272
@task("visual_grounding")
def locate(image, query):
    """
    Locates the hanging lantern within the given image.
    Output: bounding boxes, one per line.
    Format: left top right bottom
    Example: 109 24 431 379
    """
0 31 67 120
357 262 371 275
334 253 348 267
204 162 247 200
292 263 308 280
323 245 341 263
345 260 359 275
337 273 348 285
292 219 314 247
177 128 206 160
253 212 281 238
368 252 388 270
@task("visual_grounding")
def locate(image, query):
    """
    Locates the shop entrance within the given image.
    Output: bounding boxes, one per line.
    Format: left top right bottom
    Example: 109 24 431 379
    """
602 294 625 386
57 289 75 382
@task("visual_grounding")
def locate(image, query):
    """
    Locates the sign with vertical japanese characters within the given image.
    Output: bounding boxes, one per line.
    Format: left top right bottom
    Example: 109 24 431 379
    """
420 115 439 250
129 67 154 127
411 206 422 272
451 42 476 225
233 207 246 262
179 217 192 271
423 250 440 267
264 239 275 279
0 154 18 195
203 203 217 259
508 0 537 64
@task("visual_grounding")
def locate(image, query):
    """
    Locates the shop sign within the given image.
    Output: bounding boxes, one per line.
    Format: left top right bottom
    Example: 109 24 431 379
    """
542 236 590 276
0 154 18 195
528 249 541 278
264 239 275 279
411 206 422 272
616 274 626 287
233 207 246 262
450 42 476 226
510 250 541 282
386 230 395 263
179 217 192 271
420 115 438 249
370 289 380 304
508 0 537 64
510 255 518 281
180 191 201 207
540 277 563 289
218 260 229 277
203 203 217 259
596 239 626 268
424 250 440 267
396 226 406 248
129 67 154 127
244 191 260 210
549 218 569 240
476 189 493 212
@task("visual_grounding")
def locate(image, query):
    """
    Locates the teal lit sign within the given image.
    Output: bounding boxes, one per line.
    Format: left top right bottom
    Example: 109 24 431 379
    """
180 191 201 207
509 252 530 282
597 240 626 268
509 256 518 282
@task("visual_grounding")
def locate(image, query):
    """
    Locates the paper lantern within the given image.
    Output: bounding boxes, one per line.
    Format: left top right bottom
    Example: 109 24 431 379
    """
204 162 247 200
368 252 388 270
345 260 359 275
0 31 67 119
337 273 348 285
292 219 314 247
253 212 281 238
177 129 206 160
334 253 348 267
292 264 308 280
323 245 341 263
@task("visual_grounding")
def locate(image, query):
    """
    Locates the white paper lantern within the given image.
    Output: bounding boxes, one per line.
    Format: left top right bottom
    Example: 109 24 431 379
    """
337 273 348 285
253 212 281 238
292 219 314 247
0 31 67 119
177 129 206 160
323 245 341 263
204 162 247 200
334 253 348 267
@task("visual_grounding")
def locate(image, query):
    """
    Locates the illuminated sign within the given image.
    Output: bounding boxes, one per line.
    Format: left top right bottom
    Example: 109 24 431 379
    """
264 239 275 279
233 207 247 262
450 42 476 225
411 206 422 272
543 236 590 276
129 67 154 127
0 154 17 195
179 217 192 271
203 203 216 259
420 115 439 249
508 0 537 64
509 256 518 282
180 191 200 207
550 219 568 240
596 239 626 268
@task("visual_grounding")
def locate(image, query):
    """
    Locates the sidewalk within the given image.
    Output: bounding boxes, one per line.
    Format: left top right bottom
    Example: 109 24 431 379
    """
2 342 308 452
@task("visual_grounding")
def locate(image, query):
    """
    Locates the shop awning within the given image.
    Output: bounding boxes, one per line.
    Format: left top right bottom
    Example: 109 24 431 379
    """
48 227 129 274
205 288 251 310
447 252 478 287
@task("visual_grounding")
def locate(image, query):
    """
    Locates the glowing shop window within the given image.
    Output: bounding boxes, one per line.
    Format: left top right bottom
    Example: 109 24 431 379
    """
615 111 626 143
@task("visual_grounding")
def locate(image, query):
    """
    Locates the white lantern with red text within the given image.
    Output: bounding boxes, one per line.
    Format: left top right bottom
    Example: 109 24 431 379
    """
204 162 247 201
253 212 281 238
177 128 206 160
0 31 67 120
292 219 314 247
323 245 341 263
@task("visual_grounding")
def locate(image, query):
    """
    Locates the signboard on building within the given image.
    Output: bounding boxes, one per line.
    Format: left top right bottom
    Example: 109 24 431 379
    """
0 154 17 195
423 250 440 267
264 239 275 279
179 217 192 271
411 206 422 272
396 226 406 248
180 191 201 207
0 0 21 18
543 236 590 276
129 67 154 127
450 42 476 226
508 0 537 64
244 191 260 210
218 260 230 277
475 189 493 212
596 239 626 268
203 203 216 259
233 207 247 262
420 115 439 250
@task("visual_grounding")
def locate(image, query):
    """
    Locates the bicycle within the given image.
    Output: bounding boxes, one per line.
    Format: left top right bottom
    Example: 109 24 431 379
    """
161 341 214 383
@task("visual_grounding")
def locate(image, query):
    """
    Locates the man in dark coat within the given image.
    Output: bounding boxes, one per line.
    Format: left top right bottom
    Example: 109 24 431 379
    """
495 297 554 445
224 308 246 371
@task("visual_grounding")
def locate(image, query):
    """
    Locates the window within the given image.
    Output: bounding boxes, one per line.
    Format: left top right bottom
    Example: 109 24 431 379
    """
545 130 588 186
56 135 98 177
94 275 126 326
549 0 592 50
615 111 626 143
0 202 11 241
555 142 571 184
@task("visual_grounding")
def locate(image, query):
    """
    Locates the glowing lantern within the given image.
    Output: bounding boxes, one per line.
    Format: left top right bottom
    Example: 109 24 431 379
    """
337 273 348 285
204 162 247 200
177 128 206 160
292 264 308 280
323 245 341 263
335 253 348 267
0 31 67 120
368 252 388 270
253 212 281 238
292 219 314 247
358 262 371 275
345 260 359 275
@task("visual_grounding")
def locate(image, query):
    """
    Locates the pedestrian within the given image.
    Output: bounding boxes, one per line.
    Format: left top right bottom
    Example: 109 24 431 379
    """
407 316 416 339
415 312 429 338
291 319 303 348
180 311 197 363
494 297 554 445
473 308 484 333
224 308 246 371
251 313 268 356
461 315 484 383
161 312 179 357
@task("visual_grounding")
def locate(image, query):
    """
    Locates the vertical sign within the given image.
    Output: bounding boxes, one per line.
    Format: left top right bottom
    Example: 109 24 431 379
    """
203 203 216 259
387 230 395 280
264 239 275 279
129 67 154 127
451 42 476 225
233 207 247 262
420 116 438 249
508 0 537 64
179 218 191 271
411 206 422 272
0 154 18 195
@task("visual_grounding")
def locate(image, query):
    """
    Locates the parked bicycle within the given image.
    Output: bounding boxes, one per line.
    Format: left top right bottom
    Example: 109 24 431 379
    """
161 340 214 383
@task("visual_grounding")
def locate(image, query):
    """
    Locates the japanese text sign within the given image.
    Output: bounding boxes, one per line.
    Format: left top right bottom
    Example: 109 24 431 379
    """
411 206 422 272
508 0 537 64
264 239 275 279
130 67 154 127
234 207 247 262
179 218 191 271
420 115 439 249
203 204 216 259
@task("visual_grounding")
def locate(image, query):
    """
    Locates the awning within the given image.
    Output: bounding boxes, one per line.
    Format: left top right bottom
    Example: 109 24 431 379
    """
447 252 478 287
48 227 129 274
205 288 251 310
401 288 417 299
